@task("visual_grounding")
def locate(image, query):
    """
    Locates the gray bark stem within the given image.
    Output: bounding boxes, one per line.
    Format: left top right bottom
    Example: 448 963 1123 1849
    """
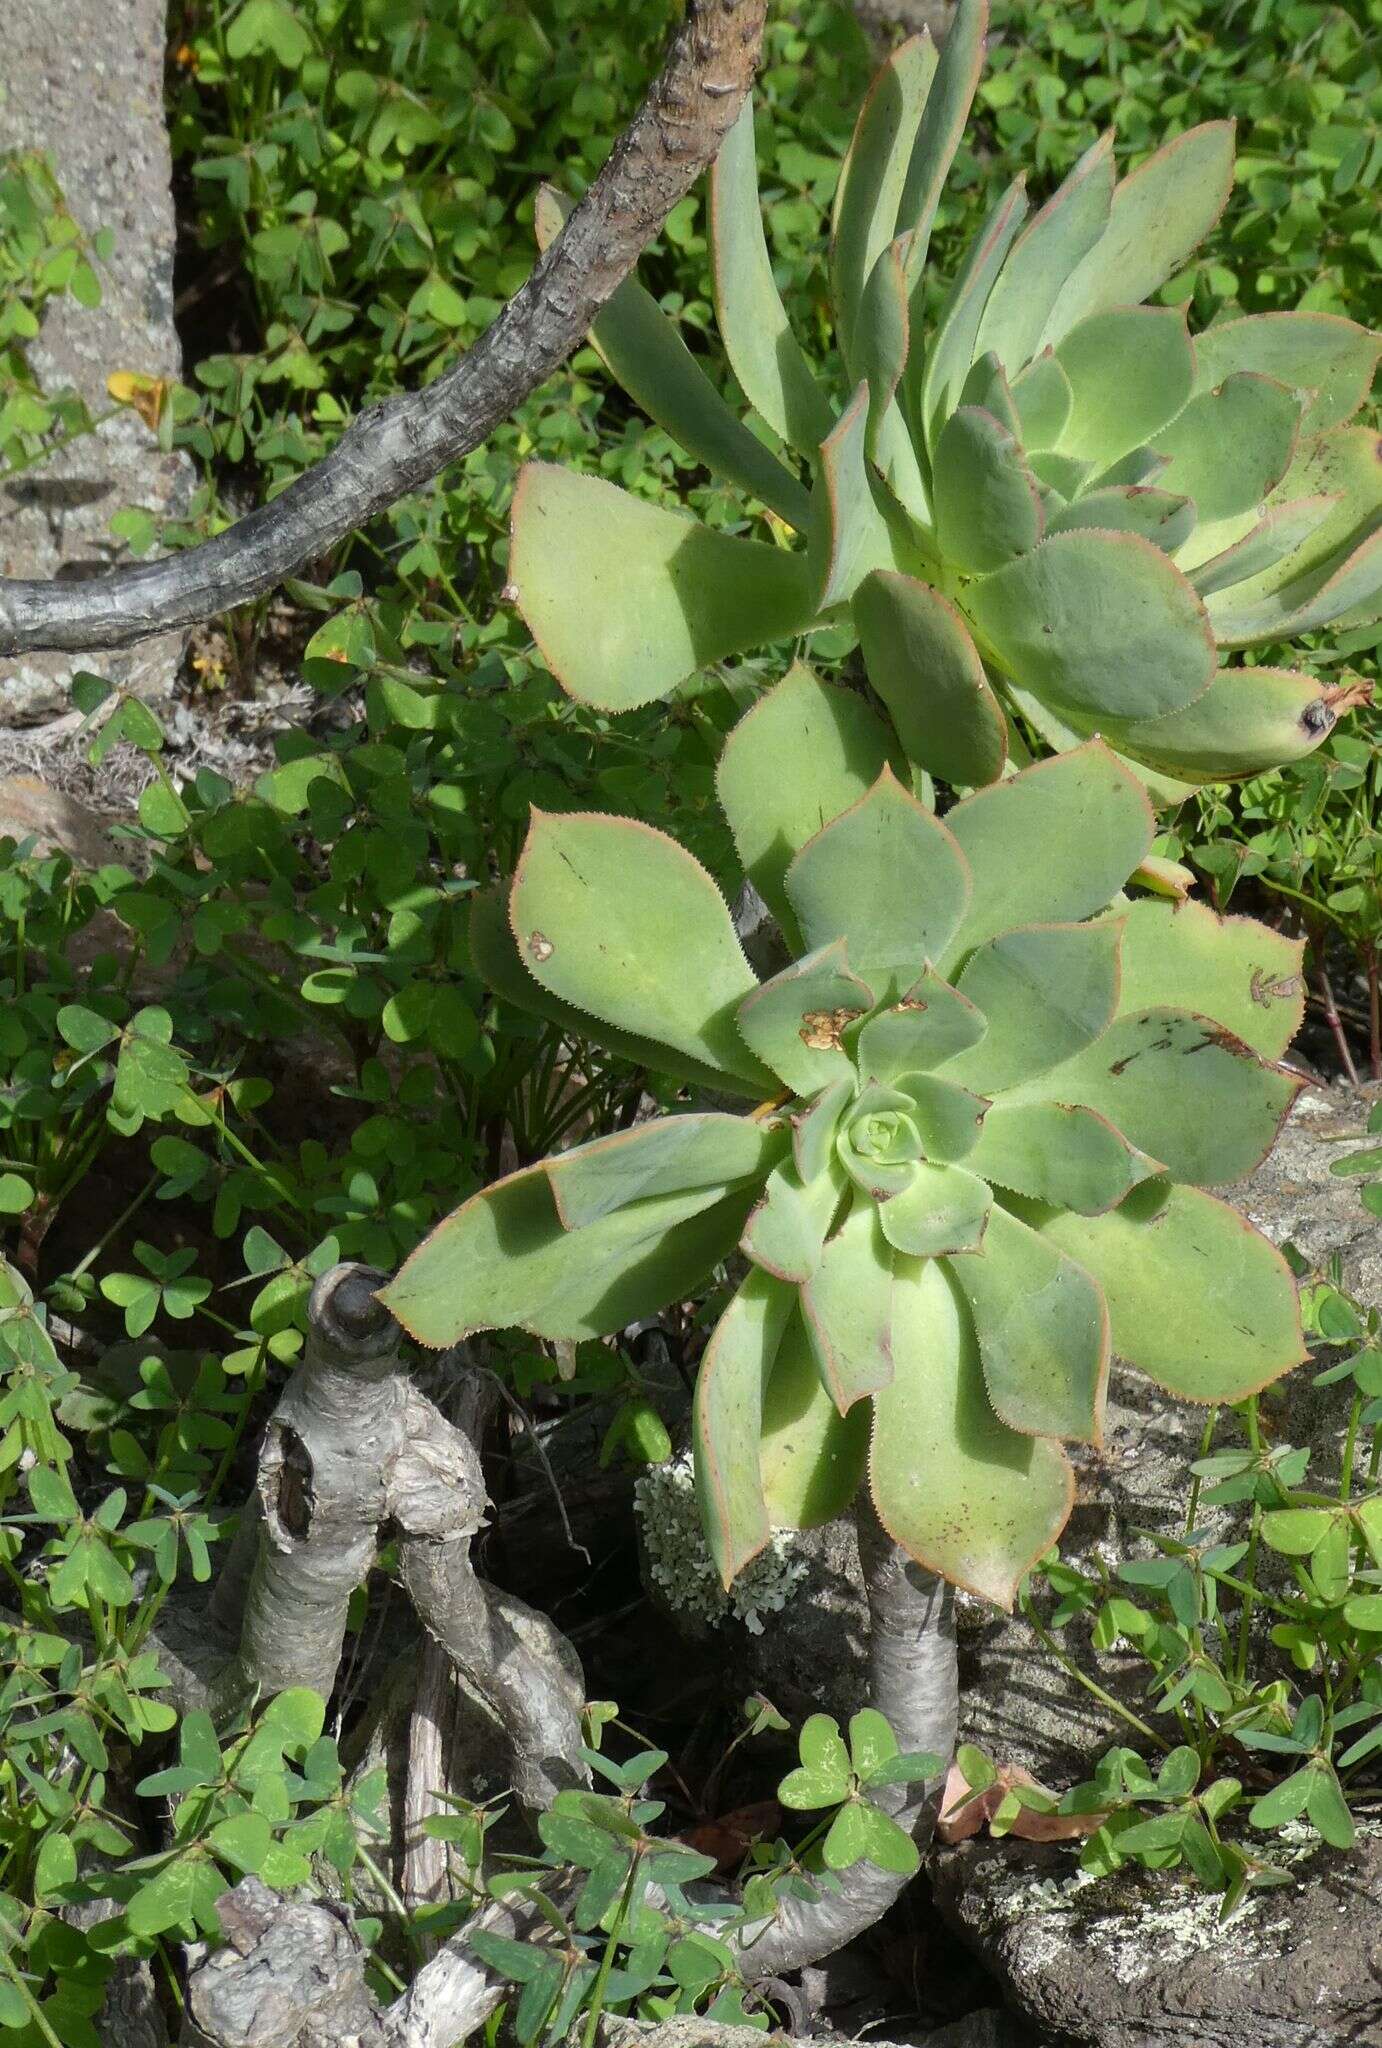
221 1264 586 1803
0 0 767 657
731 1508 959 1978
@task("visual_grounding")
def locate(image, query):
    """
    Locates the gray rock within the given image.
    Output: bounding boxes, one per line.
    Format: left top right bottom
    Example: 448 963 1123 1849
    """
746 1516 872 1725
930 1826 1382 2048
0 0 191 722
1229 1079 1381 1317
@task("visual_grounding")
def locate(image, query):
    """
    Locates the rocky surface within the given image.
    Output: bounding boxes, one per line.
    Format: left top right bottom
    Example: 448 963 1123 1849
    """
601 2012 1034 2048
930 1826 1382 2048
0 0 191 722
1232 1079 1382 1318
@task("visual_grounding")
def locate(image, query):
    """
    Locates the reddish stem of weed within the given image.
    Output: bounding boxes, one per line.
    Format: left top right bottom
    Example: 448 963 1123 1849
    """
1318 959 1362 1089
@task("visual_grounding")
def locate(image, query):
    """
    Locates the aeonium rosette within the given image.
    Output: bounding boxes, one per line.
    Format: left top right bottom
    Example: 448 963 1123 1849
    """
508 0 1377 799
381 668 1308 1606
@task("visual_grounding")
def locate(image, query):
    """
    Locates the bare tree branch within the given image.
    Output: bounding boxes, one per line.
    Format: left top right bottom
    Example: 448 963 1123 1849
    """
0 0 768 660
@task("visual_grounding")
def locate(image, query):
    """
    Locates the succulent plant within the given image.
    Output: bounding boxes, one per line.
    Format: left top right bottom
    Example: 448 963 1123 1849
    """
508 0 1378 796
383 668 1308 1605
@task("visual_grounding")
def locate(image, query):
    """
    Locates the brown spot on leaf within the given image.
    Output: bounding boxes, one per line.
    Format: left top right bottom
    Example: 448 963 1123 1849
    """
799 1006 864 1051
527 931 554 963
1250 967 1302 1009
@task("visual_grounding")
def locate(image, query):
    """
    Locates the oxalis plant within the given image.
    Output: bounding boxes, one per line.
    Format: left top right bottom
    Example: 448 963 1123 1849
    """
509 0 1379 794
379 665 1314 1960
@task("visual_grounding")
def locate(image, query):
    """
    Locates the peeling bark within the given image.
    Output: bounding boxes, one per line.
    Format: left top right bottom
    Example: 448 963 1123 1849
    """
220 1265 587 1805
0 0 768 656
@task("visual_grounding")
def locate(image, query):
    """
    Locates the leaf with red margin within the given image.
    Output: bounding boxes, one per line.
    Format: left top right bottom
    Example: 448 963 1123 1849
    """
870 1256 1075 1608
1041 1183 1306 1403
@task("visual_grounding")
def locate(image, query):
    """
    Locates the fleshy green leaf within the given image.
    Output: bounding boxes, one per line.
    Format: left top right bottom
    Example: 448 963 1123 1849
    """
966 1102 1141 1214
694 1269 796 1587
917 175 1029 452
1112 665 1344 783
1186 496 1337 594
741 1158 844 1285
1191 312 1380 437
801 1195 895 1413
1010 350 1074 449
784 768 970 1001
896 1073 988 1162
382 1169 753 1346
470 887 757 1098
535 185 810 528
1046 486 1195 553
1153 373 1301 525
1054 306 1196 469
950 1202 1108 1442
511 810 773 1088
760 1310 869 1528
810 382 903 610
870 1256 1074 1606
545 1114 778 1230
736 943 873 1097
1042 1184 1305 1402
946 920 1122 1093
710 102 835 453
965 528 1216 725
717 663 894 946
877 1160 991 1256
896 0 988 263
1207 525 1382 649
1112 900 1304 1062
1011 1006 1301 1185
974 132 1115 375
793 1076 853 1184
1041 122 1235 343
855 569 1007 788
853 970 986 1080
831 33 938 369
510 464 816 712
939 742 1153 964
933 407 1045 574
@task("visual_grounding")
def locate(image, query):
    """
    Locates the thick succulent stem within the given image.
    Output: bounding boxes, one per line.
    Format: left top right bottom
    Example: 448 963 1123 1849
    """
0 0 768 655
730 1506 959 1978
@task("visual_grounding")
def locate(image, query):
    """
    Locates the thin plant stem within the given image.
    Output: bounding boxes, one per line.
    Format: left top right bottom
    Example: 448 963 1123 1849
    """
1017 1586 1171 1752
583 1854 641 2048
1317 957 1362 1088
